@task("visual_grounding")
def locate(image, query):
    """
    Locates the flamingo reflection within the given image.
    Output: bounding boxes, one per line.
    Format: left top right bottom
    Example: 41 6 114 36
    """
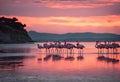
65 53 75 61
43 54 51 61
77 54 84 60
97 54 119 64
52 54 63 61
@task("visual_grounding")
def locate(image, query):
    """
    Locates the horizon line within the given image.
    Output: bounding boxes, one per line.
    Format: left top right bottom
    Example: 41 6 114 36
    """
28 30 120 35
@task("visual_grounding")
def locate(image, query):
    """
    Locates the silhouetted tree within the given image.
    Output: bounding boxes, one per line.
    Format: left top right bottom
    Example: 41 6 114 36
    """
0 16 32 43
0 16 26 31
12 17 18 22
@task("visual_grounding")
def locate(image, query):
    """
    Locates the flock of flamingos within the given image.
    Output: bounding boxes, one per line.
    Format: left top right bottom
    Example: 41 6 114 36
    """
37 41 120 54
37 41 120 63
37 41 85 54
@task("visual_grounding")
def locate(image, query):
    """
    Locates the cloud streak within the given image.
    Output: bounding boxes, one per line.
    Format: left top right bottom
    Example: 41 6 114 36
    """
0 0 120 17
33 0 120 9
2 15 120 34
0 0 120 34
16 15 120 27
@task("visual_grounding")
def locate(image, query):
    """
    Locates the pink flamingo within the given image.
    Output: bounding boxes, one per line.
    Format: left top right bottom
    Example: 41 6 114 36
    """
57 41 63 54
37 44 44 52
104 41 114 54
66 43 75 54
75 42 85 54
49 42 56 53
112 41 120 54
62 41 68 53
53 41 61 53
37 44 43 49
95 41 105 54
43 43 51 53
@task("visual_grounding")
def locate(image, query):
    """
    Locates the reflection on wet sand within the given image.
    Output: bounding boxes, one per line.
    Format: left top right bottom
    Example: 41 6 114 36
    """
0 56 35 70
77 52 84 60
52 55 63 61
0 48 31 53
97 54 119 64
44 54 52 61
77 55 84 60
65 56 75 61
38 54 64 61
37 53 84 62
37 52 120 66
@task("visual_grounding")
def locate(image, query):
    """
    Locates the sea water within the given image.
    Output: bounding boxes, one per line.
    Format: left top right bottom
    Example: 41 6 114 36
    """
0 42 120 82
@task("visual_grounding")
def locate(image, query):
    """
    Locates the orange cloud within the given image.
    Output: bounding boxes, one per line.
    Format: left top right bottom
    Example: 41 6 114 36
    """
2 15 120 27
1 15 120 34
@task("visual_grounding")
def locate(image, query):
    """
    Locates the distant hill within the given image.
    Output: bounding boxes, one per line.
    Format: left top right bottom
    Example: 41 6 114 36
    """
28 31 120 42
0 17 32 43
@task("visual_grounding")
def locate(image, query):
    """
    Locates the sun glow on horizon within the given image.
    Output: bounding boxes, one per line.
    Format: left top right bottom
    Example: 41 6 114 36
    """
1 15 120 34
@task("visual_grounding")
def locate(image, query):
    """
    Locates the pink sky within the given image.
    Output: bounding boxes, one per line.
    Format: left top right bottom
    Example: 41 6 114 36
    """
0 0 120 34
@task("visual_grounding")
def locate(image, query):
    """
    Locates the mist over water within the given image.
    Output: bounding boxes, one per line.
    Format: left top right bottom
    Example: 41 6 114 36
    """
0 42 120 82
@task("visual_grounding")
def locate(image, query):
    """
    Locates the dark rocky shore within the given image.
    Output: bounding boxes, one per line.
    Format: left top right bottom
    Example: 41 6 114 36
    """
0 16 32 43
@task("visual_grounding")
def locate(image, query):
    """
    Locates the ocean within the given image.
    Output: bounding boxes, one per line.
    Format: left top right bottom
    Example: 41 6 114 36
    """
0 42 120 82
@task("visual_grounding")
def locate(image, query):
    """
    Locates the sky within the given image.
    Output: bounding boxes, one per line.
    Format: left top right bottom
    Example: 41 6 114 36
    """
0 0 120 34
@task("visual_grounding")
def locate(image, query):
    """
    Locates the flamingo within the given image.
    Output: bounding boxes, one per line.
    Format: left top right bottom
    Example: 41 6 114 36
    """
43 43 51 53
66 43 75 54
112 41 120 54
104 41 114 54
95 41 104 54
53 41 61 53
75 42 85 54
37 44 44 52
49 42 55 53
62 41 68 53
57 41 63 54
95 41 119 54
37 44 43 49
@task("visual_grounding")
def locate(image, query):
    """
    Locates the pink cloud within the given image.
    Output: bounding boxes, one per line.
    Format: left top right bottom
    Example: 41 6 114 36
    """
1 15 120 34
33 0 120 9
